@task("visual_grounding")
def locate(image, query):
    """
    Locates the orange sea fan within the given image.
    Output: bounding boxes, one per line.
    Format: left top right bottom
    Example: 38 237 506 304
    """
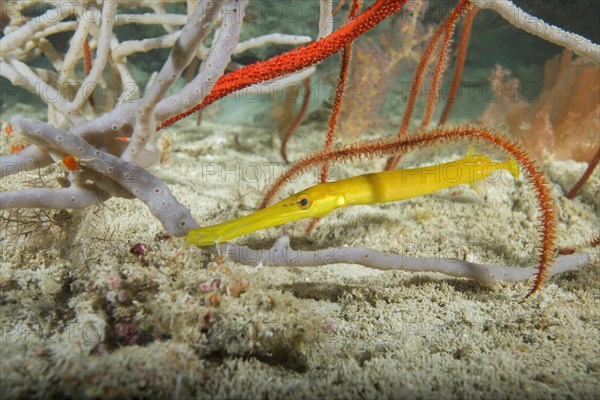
337 0 432 140
481 50 599 162
337 40 391 139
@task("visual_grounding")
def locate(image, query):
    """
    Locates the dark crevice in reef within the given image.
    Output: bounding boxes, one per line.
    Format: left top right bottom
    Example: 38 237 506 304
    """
53 274 76 323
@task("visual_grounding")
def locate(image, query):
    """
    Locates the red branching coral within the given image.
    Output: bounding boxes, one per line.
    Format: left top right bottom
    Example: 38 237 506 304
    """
385 0 472 170
439 7 478 125
159 0 410 130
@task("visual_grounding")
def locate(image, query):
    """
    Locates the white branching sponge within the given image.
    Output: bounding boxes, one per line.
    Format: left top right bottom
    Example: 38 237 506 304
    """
0 0 322 236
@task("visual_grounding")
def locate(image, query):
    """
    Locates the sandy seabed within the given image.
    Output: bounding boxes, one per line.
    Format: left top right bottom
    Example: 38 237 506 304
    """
1 113 598 399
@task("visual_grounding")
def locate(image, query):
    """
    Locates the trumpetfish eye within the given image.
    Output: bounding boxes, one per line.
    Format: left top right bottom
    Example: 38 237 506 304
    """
296 195 312 209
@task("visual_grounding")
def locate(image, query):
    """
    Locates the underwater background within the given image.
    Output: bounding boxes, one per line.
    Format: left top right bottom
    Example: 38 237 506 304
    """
1 1 599 399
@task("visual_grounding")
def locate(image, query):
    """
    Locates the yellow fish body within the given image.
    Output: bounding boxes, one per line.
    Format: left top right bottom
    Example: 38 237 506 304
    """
186 151 519 246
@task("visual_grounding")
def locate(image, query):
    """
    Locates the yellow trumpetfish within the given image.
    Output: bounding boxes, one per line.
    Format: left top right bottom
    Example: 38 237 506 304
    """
186 151 519 246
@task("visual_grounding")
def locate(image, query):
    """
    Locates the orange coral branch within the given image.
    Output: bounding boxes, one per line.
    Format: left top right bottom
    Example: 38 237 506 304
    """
566 146 600 199
308 0 363 234
304 216 321 235
385 0 470 170
83 40 92 76
83 39 95 107
260 125 557 298
321 0 363 182
333 0 347 17
421 2 472 129
158 0 409 131
280 77 312 163
439 7 478 125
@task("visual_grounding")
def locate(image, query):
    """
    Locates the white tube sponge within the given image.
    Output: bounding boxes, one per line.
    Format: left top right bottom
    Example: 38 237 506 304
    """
155 0 248 122
125 0 227 166
112 32 181 60
319 0 333 39
136 0 224 120
0 146 53 179
66 0 117 114
66 1 246 145
470 0 600 64
5 59 68 113
0 3 74 54
234 33 312 54
1 186 104 210
219 236 590 287
57 4 95 86
10 117 200 236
